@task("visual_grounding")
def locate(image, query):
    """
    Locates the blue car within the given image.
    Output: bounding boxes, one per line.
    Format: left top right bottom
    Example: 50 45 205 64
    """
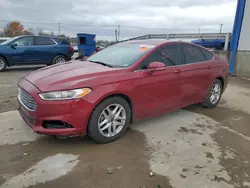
191 39 228 50
0 35 74 71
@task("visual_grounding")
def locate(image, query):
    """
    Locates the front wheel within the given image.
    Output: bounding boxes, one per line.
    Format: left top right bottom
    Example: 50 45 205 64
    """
88 97 131 144
202 79 223 108
52 55 67 64
0 57 7 72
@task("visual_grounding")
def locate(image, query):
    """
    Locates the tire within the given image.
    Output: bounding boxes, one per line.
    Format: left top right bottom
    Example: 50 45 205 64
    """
0 57 7 72
202 79 223 108
52 55 67 64
88 97 131 144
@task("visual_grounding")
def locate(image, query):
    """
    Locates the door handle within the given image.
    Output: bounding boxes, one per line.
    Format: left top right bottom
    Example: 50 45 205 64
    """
174 68 181 73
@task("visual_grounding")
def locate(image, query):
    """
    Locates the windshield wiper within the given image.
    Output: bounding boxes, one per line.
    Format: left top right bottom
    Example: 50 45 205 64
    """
88 60 113 67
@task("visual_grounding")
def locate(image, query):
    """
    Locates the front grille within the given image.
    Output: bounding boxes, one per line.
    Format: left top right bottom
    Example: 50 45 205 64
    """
18 88 37 111
19 108 35 125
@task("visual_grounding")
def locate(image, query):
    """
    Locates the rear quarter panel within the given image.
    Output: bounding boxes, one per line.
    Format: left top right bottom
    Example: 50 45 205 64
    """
56 45 73 59
209 55 229 91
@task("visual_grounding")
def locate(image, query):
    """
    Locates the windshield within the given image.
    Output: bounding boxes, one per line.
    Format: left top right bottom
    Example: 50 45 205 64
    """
0 36 19 45
87 43 154 67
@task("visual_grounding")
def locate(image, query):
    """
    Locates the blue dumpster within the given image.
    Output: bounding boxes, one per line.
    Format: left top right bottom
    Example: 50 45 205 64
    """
77 33 96 57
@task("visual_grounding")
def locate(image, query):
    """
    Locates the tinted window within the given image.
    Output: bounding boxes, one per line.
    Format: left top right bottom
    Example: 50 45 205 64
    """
138 44 180 69
61 39 70 45
183 44 207 64
200 48 214 60
36 37 55 45
53 38 70 45
14 37 34 46
138 51 163 70
161 45 180 65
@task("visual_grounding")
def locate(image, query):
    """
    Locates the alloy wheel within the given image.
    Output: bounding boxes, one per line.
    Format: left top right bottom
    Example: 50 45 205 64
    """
210 83 221 104
55 57 66 64
0 59 4 70
98 103 126 137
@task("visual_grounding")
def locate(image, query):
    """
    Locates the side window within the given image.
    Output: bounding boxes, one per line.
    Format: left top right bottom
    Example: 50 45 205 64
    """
138 51 163 70
36 37 56 45
161 45 180 66
14 37 34 46
200 48 214 61
138 44 180 70
183 44 207 64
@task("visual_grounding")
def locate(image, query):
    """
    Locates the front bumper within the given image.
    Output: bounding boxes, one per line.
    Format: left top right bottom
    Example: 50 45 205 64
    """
18 78 94 136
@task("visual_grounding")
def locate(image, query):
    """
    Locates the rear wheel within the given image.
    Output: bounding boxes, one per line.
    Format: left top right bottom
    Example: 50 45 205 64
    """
202 79 222 108
0 57 7 72
53 55 67 64
88 97 131 144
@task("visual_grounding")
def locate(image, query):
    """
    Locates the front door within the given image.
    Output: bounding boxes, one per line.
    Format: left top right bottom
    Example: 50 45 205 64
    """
131 44 184 119
8 36 37 64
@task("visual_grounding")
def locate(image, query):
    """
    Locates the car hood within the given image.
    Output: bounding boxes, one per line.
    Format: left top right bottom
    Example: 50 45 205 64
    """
24 61 123 92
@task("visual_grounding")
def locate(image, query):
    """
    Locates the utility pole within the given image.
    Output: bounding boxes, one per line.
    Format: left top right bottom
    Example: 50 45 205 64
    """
115 29 118 42
117 24 120 42
58 22 61 36
0 24 5 37
219 24 223 33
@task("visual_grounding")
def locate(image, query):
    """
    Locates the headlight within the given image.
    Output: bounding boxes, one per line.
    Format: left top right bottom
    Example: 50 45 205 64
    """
39 88 92 100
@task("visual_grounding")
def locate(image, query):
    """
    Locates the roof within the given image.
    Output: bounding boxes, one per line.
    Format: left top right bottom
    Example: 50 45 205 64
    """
10 35 67 40
121 39 196 47
124 39 169 46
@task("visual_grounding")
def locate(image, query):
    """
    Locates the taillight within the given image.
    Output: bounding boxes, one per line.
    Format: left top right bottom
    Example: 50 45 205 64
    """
69 46 74 52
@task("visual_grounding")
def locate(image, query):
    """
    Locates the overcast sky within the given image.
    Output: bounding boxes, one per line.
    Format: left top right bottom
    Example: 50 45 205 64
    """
0 0 237 40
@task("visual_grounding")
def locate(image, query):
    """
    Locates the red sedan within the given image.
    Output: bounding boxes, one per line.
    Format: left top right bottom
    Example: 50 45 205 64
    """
17 40 228 143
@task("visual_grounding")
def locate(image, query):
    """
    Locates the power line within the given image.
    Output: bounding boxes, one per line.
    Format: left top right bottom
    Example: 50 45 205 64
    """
0 19 221 31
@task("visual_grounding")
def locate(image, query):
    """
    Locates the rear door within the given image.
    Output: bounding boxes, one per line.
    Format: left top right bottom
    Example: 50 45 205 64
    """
8 36 36 64
34 36 57 63
180 44 214 106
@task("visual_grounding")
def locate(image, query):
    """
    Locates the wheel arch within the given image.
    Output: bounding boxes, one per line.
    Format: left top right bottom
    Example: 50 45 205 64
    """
0 55 9 66
54 53 68 59
86 92 134 133
216 77 224 90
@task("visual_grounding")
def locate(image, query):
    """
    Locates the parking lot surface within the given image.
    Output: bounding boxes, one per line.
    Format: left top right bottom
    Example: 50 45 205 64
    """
1 67 250 188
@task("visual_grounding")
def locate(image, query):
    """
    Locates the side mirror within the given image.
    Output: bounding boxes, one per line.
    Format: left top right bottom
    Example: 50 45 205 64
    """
148 62 165 71
10 43 18 48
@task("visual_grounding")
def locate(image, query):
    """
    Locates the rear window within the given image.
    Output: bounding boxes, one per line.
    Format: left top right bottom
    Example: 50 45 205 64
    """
36 37 55 45
53 38 71 45
201 48 214 61
61 39 70 45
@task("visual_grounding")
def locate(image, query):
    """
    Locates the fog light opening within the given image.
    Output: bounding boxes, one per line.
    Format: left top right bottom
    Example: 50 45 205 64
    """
42 120 73 129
